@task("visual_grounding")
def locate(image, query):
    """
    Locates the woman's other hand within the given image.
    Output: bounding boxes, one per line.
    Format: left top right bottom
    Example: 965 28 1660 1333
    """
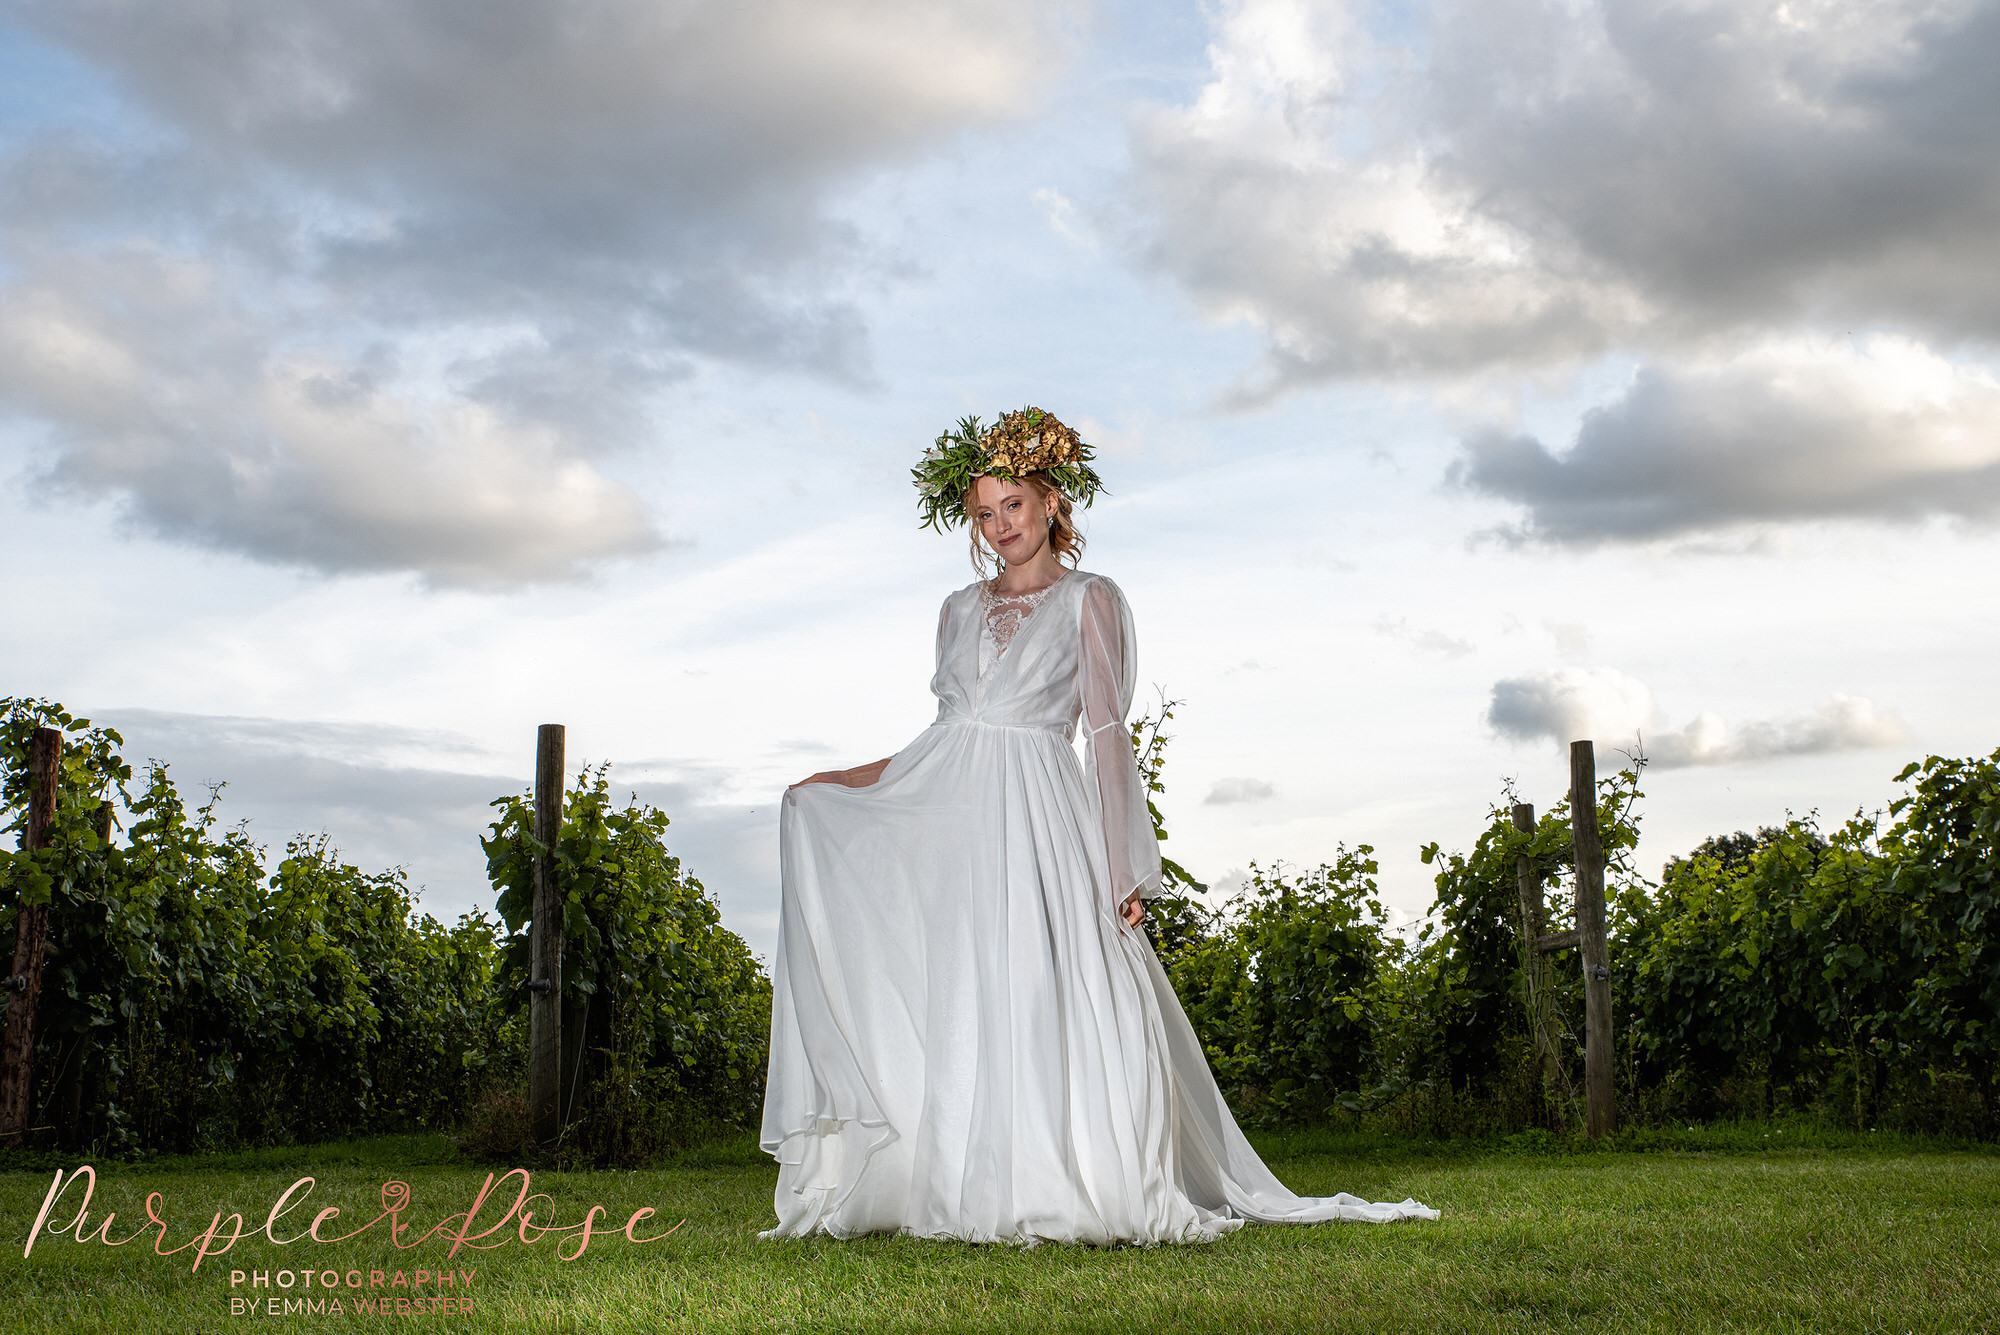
790 758 893 791
1120 890 1145 928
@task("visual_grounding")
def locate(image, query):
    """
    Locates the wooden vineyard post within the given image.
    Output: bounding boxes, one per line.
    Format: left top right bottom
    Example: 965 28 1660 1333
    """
528 724 566 1143
0 727 62 1143
1513 803 1561 1125
1569 740 1616 1138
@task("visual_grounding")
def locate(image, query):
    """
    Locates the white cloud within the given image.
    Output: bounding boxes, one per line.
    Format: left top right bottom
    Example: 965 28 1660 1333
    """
1644 696 1911 769
1486 665 1910 769
0 0 1076 582
1127 0 2000 391
1454 336 2000 543
1207 868 1251 899
1489 665 1657 753
0 249 659 584
1125 0 1644 390
1543 620 1591 658
1374 615 1475 657
1033 187 1097 253
1206 775 1277 804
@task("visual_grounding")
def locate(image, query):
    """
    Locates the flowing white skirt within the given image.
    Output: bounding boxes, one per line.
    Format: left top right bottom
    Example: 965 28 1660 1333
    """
761 718 1437 1243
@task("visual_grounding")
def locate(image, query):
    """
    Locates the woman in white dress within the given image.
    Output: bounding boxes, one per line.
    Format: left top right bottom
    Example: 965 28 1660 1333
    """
761 408 1435 1243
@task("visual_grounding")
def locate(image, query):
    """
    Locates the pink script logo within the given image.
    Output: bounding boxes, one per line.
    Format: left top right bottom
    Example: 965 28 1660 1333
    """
25 1166 684 1271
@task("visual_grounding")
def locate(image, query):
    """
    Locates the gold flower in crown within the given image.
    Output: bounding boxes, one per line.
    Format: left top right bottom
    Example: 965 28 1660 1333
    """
912 406 1105 532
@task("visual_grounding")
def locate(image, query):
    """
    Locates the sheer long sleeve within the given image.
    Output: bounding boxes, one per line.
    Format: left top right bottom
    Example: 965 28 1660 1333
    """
1079 577 1162 902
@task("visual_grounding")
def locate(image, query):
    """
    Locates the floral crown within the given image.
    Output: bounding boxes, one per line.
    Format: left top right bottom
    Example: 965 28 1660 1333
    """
912 406 1106 532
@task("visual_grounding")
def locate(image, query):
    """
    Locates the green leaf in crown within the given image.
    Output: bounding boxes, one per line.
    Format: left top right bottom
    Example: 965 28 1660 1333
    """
912 405 1107 532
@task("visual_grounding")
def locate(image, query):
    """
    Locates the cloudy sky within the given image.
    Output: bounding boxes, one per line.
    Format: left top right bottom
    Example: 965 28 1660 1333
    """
5 0 1998 955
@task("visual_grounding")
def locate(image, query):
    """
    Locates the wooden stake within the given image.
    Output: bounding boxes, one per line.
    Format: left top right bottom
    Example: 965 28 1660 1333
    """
0 727 62 1142
1512 804 1543 938
1569 740 1616 1139
529 723 566 1144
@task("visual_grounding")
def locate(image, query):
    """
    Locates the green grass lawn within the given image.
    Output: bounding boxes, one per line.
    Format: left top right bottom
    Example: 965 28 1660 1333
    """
1 1129 1993 1333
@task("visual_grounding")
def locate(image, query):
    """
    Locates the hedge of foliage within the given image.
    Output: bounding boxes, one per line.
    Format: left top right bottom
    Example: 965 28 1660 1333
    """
0 699 508 1153
480 766 770 1162
6 689 1996 1154
1147 754 2000 1138
1156 854 1390 1126
0 698 768 1158
1620 752 1998 1134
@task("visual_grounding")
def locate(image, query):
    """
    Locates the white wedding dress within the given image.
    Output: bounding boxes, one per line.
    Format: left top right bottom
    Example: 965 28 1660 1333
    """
761 570 1436 1243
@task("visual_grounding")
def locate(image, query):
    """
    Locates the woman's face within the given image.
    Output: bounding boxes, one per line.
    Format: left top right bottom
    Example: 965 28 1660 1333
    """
970 475 1056 567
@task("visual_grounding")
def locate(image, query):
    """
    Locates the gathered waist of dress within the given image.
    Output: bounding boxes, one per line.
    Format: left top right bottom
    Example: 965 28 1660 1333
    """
932 711 1074 738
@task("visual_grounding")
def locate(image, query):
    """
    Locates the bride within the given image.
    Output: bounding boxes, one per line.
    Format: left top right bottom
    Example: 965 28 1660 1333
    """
760 408 1436 1243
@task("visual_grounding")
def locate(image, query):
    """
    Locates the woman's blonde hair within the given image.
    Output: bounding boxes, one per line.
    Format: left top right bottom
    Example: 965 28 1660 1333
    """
964 473 1085 578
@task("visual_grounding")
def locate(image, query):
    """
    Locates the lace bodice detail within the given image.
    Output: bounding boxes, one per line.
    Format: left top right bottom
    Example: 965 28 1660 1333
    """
978 574 1067 678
